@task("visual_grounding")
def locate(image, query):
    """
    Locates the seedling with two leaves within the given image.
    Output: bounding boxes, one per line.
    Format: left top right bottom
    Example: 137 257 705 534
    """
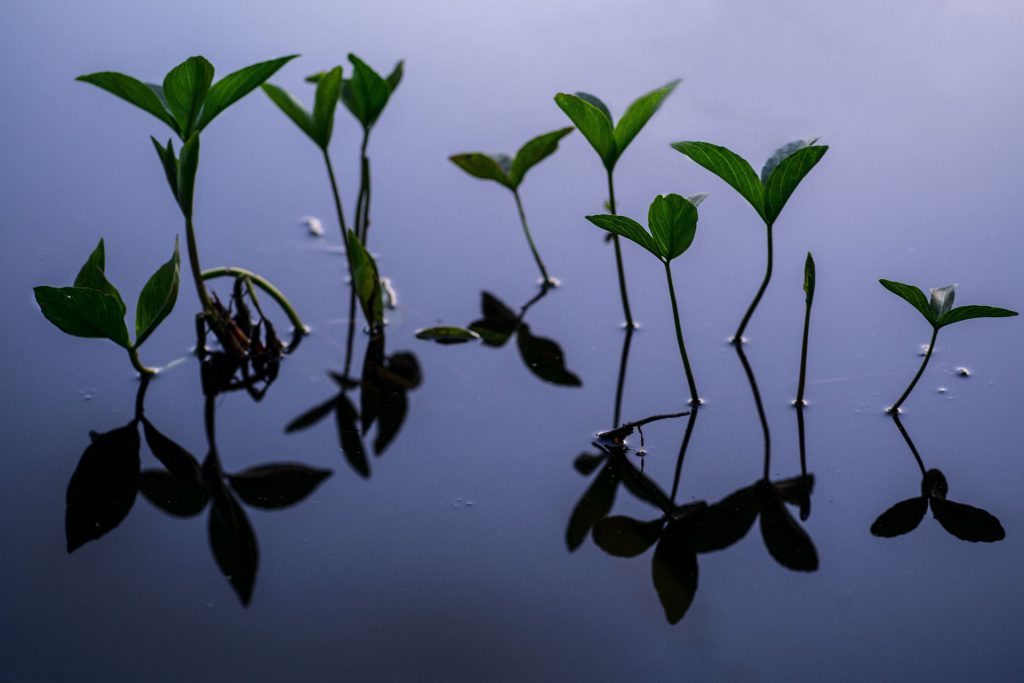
587 193 706 404
879 279 1017 412
34 239 179 376
672 139 827 342
450 127 574 286
555 80 680 327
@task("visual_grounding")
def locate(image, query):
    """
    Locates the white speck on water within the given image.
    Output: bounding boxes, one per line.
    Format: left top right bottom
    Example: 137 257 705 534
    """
300 216 325 237
956 367 971 377
919 344 931 356
938 387 947 394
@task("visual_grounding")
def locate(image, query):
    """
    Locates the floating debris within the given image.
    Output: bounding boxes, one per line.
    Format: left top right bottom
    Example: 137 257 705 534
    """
919 344 931 356
956 366 971 377
300 215 325 237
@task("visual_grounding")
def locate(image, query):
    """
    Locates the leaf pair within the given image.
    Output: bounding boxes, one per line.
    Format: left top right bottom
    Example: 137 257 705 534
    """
879 280 1018 329
672 139 827 225
554 80 679 171
307 55 404 131
450 127 574 190
151 134 200 218
262 66 344 150
587 193 704 262
78 55 298 140
35 238 180 352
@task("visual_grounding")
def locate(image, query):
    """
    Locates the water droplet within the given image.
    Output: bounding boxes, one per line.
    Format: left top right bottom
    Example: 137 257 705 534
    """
956 367 971 377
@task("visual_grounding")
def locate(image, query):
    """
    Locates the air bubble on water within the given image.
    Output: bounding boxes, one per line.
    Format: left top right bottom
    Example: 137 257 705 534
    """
937 387 947 394
919 344 931 356
956 367 970 377
300 216 324 237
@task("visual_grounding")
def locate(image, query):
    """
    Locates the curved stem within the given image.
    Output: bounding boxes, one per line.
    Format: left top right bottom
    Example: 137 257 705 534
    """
669 407 700 504
128 345 156 377
892 414 927 476
664 261 699 404
134 375 152 419
202 267 308 334
606 170 634 328
512 189 552 286
736 343 771 480
184 216 214 313
795 286 813 405
734 222 773 343
891 326 939 412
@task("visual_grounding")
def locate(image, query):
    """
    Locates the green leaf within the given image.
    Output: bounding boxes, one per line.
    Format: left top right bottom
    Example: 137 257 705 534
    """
879 279 934 324
671 141 763 217
150 137 179 204
937 305 1019 328
554 93 617 169
508 127 574 188
162 56 214 139
197 55 298 132
385 60 404 92
135 237 180 347
761 138 818 183
762 145 828 225
176 133 200 219
449 153 512 188
929 284 956 319
311 66 343 148
34 286 130 348
74 239 126 314
415 326 481 344
803 252 816 302
585 214 659 258
344 54 391 129
261 83 315 141
614 79 679 156
346 230 383 326
76 72 178 134
648 193 698 262
573 92 612 122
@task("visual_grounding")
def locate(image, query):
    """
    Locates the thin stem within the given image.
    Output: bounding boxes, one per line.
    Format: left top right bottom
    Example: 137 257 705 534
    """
736 343 771 480
606 170 634 328
664 261 699 404
892 414 927 476
358 132 372 245
202 267 308 334
323 150 349 236
184 216 214 313
127 346 156 377
795 285 813 405
669 407 700 504
597 409 689 440
512 189 552 286
734 222 774 343
891 326 939 412
613 326 634 427
134 375 152 420
342 282 358 380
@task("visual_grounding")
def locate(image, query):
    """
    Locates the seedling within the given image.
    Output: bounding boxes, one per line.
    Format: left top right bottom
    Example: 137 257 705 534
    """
34 238 179 376
587 193 705 404
672 139 827 342
795 252 815 406
450 127 573 286
879 279 1017 412
555 80 680 327
77 55 307 351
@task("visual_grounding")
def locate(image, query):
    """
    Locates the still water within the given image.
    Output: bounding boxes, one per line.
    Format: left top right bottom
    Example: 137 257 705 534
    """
3 1 1024 680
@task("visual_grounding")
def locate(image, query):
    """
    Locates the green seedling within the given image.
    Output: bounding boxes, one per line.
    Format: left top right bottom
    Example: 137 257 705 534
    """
450 127 574 286
879 279 1018 412
795 252 815 406
587 193 705 404
77 55 306 350
556 80 680 327
34 238 180 376
672 139 827 342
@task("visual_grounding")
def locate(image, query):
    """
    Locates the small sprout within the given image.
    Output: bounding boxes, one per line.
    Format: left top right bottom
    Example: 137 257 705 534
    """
415 327 481 345
795 252 816 406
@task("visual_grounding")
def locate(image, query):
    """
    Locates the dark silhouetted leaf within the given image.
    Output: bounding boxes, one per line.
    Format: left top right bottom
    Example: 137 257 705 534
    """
336 393 369 478
516 323 581 387
566 466 618 551
554 93 617 169
73 239 125 313
135 237 180 346
685 484 759 553
415 326 481 344
774 474 815 506
76 71 178 133
142 418 201 482
870 497 927 538
207 482 258 606
614 79 679 155
469 292 518 347
449 153 512 188
922 468 949 499
651 521 699 624
758 482 818 571
139 470 208 517
508 127 574 187
648 193 698 262
285 395 337 433
879 279 934 325
937 305 1019 328
585 214 659 257
34 286 130 348
671 141 763 217
163 56 214 138
66 423 140 552
931 498 1005 543
197 55 297 132
762 144 827 224
228 464 332 509
593 516 664 557
573 452 606 475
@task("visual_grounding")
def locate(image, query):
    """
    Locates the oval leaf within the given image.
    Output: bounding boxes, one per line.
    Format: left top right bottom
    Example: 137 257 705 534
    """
870 497 927 538
554 93 617 169
762 144 827 225
758 482 818 571
262 83 315 142
508 127 574 188
516 323 582 387
449 153 512 188
613 79 679 156
74 239 125 314
879 279 934 324
66 423 140 552
593 516 664 557
344 54 391 129
139 470 208 517
671 141 763 217
76 71 178 134
207 484 258 606
651 521 699 624
312 66 344 148
683 484 759 553
415 326 481 344
346 230 384 327
930 498 1006 543
163 56 214 138
227 463 332 509
566 466 618 551
135 237 180 347
803 252 816 301
760 138 818 183
937 305 1019 328
35 286 130 348
585 214 659 258
648 193 698 262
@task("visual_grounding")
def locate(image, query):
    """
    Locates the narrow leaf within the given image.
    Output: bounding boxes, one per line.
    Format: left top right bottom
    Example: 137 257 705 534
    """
585 214 659 257
207 483 258 606
803 252 816 303
335 393 370 478
228 464 332 509
285 395 337 433
762 145 828 224
346 231 384 327
345 54 391 129
385 60 404 92
150 137 179 204
139 470 208 517
135 237 180 347
648 193 698 262
142 418 201 482
870 497 927 537
176 133 200 219
879 279 934 324
261 83 315 141
554 93 617 169
162 56 214 138
415 326 481 344
197 55 298 132
937 305 1018 328
76 72 178 133
614 79 680 156
74 239 126 314
508 127 574 188
449 153 512 188
34 286 130 348
758 482 818 571
566 466 618 551
311 66 343 148
671 141 763 217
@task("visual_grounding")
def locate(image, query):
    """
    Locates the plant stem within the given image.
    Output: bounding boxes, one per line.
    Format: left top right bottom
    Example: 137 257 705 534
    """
795 283 813 406
734 222 774 343
184 216 214 313
664 261 699 404
512 189 552 286
323 150 349 235
202 267 308 334
127 346 156 377
890 326 939 412
134 374 151 419
357 132 372 245
612 326 634 428
669 407 700 504
736 343 771 480
606 170 634 328
891 414 927 476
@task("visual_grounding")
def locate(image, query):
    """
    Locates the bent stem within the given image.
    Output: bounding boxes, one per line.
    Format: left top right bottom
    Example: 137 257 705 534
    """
512 189 552 286
734 222 774 343
736 343 771 479
669 407 700 504
890 327 939 413
606 170 635 328
201 267 309 334
892 413 927 476
128 346 156 377
664 261 699 404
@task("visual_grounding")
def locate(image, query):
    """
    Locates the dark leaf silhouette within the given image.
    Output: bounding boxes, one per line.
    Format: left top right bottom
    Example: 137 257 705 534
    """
207 475 258 606
361 336 422 454
139 469 208 517
651 521 699 624
685 485 759 553
228 464 332 509
66 423 140 552
566 466 618 551
573 452 606 475
335 393 370 478
469 292 518 347
758 482 818 571
142 418 201 482
930 498 1005 543
870 497 928 538
593 516 664 557
516 323 581 387
285 396 336 433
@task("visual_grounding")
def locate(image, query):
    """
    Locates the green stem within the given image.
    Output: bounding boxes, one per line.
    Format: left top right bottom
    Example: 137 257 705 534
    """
128 345 156 377
795 286 813 405
184 215 214 314
202 267 308 334
891 326 939 413
734 222 774 343
323 150 349 235
606 170 634 329
358 132 372 245
512 189 552 286
664 261 699 404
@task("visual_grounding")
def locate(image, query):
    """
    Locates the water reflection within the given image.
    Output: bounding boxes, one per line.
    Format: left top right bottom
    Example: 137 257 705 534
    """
871 415 1005 543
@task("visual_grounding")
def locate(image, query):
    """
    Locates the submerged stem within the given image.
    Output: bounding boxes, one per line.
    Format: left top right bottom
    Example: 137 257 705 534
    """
201 267 308 334
669 407 700 504
128 346 156 377
734 222 774 343
606 171 634 328
612 326 634 428
736 343 771 480
664 261 699 404
890 326 939 412
892 413 927 476
512 189 552 286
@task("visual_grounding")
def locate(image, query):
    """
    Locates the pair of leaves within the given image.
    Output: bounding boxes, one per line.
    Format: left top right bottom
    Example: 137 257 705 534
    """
262 66 343 150
35 238 180 352
879 279 1018 329
554 80 679 171
587 193 703 262
346 231 384 328
449 127 574 190
78 55 297 139
307 55 404 131
672 138 827 225
151 134 200 218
